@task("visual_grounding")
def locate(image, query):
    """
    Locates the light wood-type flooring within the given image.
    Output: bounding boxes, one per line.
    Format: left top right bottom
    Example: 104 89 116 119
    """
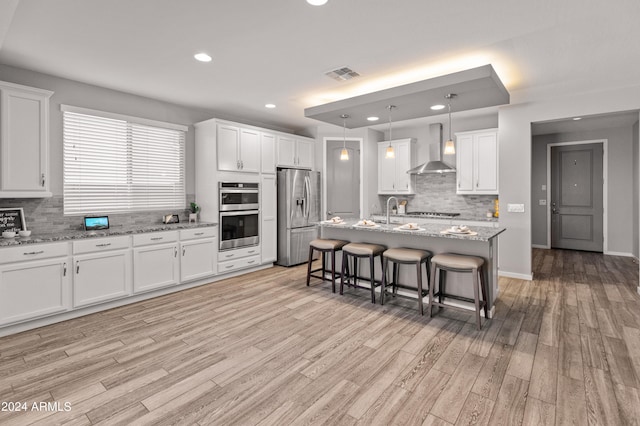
0 248 639 425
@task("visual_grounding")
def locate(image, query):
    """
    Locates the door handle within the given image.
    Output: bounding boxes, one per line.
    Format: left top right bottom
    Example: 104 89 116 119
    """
63 262 67 277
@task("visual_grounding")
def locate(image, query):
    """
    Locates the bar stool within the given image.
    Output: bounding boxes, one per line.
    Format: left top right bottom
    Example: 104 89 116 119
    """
380 248 431 314
340 243 386 303
306 239 348 293
428 253 488 329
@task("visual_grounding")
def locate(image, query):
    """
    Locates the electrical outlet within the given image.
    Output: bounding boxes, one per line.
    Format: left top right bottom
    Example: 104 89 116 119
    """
507 203 525 213
541 185 546 191
539 199 547 205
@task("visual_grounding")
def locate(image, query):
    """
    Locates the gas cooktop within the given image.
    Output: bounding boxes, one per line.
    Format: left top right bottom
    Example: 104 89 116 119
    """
405 211 460 218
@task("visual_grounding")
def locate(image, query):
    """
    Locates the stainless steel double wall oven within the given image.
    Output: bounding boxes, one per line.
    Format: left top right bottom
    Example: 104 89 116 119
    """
219 182 259 251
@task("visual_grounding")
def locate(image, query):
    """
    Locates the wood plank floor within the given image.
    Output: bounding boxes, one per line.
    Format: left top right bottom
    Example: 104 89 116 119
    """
0 248 639 425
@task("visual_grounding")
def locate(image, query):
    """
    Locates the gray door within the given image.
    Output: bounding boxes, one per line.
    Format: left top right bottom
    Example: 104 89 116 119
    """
326 140 360 219
551 143 603 251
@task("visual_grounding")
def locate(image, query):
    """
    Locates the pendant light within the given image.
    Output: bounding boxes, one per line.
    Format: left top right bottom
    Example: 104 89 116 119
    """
443 94 456 155
385 105 396 159
340 114 349 161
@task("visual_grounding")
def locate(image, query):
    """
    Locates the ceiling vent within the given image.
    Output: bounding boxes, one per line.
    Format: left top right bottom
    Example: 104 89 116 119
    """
325 66 360 81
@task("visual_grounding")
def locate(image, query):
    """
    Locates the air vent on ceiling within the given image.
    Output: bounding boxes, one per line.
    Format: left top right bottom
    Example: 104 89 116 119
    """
325 66 360 81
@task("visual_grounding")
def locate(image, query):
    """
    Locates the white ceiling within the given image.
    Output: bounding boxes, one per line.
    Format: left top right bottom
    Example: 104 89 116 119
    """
1 0 640 133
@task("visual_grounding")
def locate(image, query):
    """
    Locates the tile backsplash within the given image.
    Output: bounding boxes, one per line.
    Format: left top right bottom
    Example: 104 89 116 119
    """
0 195 195 234
377 174 497 217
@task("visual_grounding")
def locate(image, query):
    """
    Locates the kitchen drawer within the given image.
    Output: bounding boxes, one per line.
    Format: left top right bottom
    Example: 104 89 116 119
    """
218 255 260 274
73 236 130 254
0 242 69 264
133 231 178 247
180 227 217 240
218 245 260 262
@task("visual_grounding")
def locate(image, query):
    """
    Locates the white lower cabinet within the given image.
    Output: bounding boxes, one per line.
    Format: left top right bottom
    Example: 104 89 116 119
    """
179 228 217 282
0 257 71 325
133 243 179 293
218 254 261 274
73 249 132 308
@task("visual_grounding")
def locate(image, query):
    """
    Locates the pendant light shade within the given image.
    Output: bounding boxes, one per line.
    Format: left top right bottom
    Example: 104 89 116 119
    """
340 114 349 161
443 94 456 155
385 105 396 159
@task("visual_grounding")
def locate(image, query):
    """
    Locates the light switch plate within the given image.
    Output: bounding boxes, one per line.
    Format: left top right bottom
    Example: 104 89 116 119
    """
507 203 525 213
539 199 547 205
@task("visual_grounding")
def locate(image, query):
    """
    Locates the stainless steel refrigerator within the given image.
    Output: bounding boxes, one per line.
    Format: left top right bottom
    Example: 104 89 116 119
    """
276 169 321 266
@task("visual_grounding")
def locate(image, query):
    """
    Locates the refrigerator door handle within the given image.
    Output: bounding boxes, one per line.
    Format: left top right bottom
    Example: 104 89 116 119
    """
304 175 311 218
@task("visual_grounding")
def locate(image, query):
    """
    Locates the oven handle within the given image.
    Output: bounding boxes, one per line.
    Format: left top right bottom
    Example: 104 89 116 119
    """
219 189 259 194
219 210 260 217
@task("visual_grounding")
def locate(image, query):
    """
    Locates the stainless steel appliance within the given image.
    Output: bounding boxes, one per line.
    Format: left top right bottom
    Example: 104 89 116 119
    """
219 182 259 250
277 169 321 266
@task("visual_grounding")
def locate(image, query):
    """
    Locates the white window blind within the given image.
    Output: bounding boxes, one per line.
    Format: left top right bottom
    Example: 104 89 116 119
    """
63 108 186 215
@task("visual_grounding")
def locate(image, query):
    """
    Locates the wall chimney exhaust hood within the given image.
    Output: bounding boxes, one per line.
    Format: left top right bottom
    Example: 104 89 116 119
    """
304 65 509 128
407 123 456 174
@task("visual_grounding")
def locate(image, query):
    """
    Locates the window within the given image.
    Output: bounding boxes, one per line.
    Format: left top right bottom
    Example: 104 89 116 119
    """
62 105 187 215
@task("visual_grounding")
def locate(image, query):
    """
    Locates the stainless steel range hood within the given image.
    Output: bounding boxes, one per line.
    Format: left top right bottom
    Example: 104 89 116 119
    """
407 123 456 174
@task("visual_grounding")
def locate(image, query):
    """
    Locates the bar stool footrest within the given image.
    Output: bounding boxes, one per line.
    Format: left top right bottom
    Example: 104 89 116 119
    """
430 292 487 308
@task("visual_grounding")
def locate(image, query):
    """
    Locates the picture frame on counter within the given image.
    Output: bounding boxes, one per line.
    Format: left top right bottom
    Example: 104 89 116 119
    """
0 208 27 233
163 214 180 224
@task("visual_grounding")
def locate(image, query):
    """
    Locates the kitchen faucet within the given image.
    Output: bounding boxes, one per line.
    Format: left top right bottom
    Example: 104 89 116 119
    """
386 196 398 224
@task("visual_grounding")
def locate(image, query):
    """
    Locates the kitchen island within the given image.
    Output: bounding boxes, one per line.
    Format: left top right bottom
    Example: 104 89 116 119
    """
319 220 505 317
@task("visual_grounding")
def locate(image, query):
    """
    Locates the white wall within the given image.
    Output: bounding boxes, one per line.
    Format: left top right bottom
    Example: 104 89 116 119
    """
531 126 635 255
498 86 640 279
634 121 639 259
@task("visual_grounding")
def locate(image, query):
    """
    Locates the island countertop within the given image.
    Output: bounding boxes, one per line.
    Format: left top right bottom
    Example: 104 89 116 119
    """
318 220 505 242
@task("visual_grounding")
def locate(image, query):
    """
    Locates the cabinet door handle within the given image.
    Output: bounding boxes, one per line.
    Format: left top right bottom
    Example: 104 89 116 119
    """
182 247 186 256
174 247 178 257
236 160 240 169
151 237 163 241
476 181 479 188
76 261 80 274
240 160 244 169
63 262 67 277
41 173 46 187
96 243 111 248
23 250 44 256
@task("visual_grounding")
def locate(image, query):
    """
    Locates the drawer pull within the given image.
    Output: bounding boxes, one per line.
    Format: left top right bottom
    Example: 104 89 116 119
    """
225 264 234 269
96 243 112 247
194 232 204 236
151 237 163 241
23 250 44 255
248 250 256 254
225 254 233 258
247 260 256 264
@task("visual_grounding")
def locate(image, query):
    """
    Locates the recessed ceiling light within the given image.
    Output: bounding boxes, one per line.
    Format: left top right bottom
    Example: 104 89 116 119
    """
367 116 379 121
573 117 582 120
430 104 446 110
265 103 276 109
194 53 212 62
307 0 328 5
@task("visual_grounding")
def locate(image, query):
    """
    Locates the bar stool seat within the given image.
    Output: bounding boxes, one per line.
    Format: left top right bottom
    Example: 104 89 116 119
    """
380 247 431 314
307 238 348 293
428 253 488 329
340 242 386 303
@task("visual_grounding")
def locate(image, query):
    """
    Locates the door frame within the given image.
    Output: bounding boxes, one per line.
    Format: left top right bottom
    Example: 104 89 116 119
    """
545 139 608 252
322 137 364 221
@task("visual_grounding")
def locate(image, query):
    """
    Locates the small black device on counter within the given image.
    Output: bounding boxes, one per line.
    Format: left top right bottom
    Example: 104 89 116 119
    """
84 216 109 231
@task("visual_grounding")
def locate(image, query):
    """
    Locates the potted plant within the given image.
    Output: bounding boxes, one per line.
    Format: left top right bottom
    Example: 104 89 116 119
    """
189 202 200 223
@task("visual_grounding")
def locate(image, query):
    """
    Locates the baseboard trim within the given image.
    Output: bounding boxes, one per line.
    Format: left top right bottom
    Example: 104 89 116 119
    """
531 244 549 249
604 251 634 258
498 270 534 281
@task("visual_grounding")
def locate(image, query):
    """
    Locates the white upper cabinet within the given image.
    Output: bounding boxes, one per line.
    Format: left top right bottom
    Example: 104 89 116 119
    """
260 132 276 173
0 81 53 198
377 139 416 194
217 124 260 173
455 129 498 195
276 136 314 169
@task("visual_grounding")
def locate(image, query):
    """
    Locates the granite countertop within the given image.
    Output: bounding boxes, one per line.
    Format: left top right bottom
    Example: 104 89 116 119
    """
319 220 505 242
0 222 218 247
372 213 499 223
